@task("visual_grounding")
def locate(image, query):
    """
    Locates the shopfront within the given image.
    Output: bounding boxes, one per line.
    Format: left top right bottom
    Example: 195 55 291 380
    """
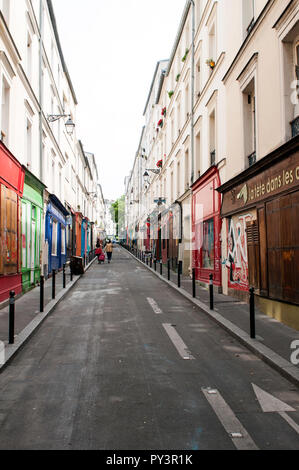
0 142 25 302
218 135 299 329
192 166 222 287
21 168 45 292
45 195 69 275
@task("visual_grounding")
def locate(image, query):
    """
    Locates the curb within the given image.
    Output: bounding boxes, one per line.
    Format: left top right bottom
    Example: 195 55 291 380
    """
0 257 97 373
124 248 299 388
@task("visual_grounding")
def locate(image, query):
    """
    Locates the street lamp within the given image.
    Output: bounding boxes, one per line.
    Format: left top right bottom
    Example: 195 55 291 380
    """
47 114 75 135
143 168 160 178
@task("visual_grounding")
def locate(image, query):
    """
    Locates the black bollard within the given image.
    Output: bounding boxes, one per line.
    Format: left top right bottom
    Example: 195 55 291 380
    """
63 264 66 289
209 273 214 310
178 261 182 288
154 259 157 271
9 290 15 344
52 269 56 299
160 261 163 276
249 287 255 339
192 268 196 298
150 257 152 268
70 265 73 282
168 259 170 281
40 275 44 312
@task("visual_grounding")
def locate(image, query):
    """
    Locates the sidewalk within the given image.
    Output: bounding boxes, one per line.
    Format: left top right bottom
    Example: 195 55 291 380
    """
125 247 299 387
0 258 96 370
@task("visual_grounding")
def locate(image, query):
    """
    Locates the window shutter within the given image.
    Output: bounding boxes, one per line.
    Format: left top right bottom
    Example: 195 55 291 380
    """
246 220 260 290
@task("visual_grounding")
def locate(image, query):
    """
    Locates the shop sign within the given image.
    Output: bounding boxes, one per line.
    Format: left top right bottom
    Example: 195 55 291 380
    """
221 153 299 216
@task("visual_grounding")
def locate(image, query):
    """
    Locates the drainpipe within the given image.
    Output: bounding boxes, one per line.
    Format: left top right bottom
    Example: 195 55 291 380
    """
39 0 44 182
39 0 44 275
190 0 195 186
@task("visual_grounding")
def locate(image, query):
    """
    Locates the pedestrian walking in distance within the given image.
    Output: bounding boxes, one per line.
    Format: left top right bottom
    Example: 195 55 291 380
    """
105 240 113 264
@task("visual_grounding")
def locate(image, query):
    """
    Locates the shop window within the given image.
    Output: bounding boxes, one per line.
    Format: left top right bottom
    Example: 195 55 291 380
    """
202 218 214 269
61 226 66 255
0 184 18 275
52 220 57 256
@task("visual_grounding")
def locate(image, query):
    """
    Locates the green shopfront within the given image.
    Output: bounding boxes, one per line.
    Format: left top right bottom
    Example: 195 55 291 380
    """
21 168 45 292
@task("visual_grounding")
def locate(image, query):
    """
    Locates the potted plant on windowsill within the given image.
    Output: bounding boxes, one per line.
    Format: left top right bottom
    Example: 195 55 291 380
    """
182 48 189 62
206 59 216 70
176 73 181 82
162 107 166 117
168 90 174 99
157 119 163 128
156 159 163 168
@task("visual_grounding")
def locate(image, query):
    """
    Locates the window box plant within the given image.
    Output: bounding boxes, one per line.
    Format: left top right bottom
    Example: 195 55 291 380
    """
182 49 189 62
168 90 174 99
156 159 163 168
157 119 163 128
206 59 216 70
176 73 181 82
162 107 166 117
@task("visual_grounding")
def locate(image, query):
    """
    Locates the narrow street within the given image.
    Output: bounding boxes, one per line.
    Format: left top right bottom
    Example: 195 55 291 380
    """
0 245 298 450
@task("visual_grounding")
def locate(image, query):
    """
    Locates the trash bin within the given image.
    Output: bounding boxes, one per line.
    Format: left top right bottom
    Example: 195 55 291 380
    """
70 256 84 275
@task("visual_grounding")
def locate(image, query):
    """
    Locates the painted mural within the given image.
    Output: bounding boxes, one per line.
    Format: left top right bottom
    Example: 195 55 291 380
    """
226 211 256 291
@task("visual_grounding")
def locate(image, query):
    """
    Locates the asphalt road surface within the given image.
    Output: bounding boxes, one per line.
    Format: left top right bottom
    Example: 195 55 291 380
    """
0 245 298 450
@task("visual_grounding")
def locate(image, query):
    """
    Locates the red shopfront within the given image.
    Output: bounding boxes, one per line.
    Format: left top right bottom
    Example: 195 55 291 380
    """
0 142 25 302
192 166 222 286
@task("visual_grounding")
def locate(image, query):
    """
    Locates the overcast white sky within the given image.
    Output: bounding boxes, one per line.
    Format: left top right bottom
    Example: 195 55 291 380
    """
52 0 186 201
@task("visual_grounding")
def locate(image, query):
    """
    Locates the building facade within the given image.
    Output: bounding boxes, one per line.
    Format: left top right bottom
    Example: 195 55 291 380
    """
125 0 299 329
0 0 106 298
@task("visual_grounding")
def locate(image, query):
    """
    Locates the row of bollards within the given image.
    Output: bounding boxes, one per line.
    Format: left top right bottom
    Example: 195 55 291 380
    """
123 244 256 341
8 264 74 345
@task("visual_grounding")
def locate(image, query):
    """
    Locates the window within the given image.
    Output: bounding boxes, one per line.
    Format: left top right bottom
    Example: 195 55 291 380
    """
195 130 201 176
52 220 58 256
196 56 201 96
0 185 18 275
202 218 214 269
177 160 181 198
243 0 254 38
26 118 32 168
0 0 10 23
209 110 216 166
292 42 299 137
242 77 256 166
1 76 10 144
208 23 216 74
61 226 66 255
27 32 32 82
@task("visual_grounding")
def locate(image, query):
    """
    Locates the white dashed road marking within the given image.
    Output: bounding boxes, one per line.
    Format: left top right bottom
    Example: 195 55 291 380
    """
147 298 163 314
162 323 195 360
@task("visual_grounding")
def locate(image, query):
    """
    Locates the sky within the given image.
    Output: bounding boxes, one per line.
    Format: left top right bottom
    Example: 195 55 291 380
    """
52 0 186 201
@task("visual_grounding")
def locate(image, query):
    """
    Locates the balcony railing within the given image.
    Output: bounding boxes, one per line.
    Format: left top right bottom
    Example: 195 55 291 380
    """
210 149 216 166
291 116 299 138
248 151 256 167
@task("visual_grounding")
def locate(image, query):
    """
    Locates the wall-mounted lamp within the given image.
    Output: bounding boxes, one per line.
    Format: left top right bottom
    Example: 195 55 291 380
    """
143 168 160 177
47 114 75 136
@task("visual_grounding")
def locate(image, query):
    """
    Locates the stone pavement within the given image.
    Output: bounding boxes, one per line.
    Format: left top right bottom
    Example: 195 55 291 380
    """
124 246 299 387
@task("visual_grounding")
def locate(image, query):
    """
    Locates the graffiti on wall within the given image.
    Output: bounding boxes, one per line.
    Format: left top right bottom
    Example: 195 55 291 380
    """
226 212 255 291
